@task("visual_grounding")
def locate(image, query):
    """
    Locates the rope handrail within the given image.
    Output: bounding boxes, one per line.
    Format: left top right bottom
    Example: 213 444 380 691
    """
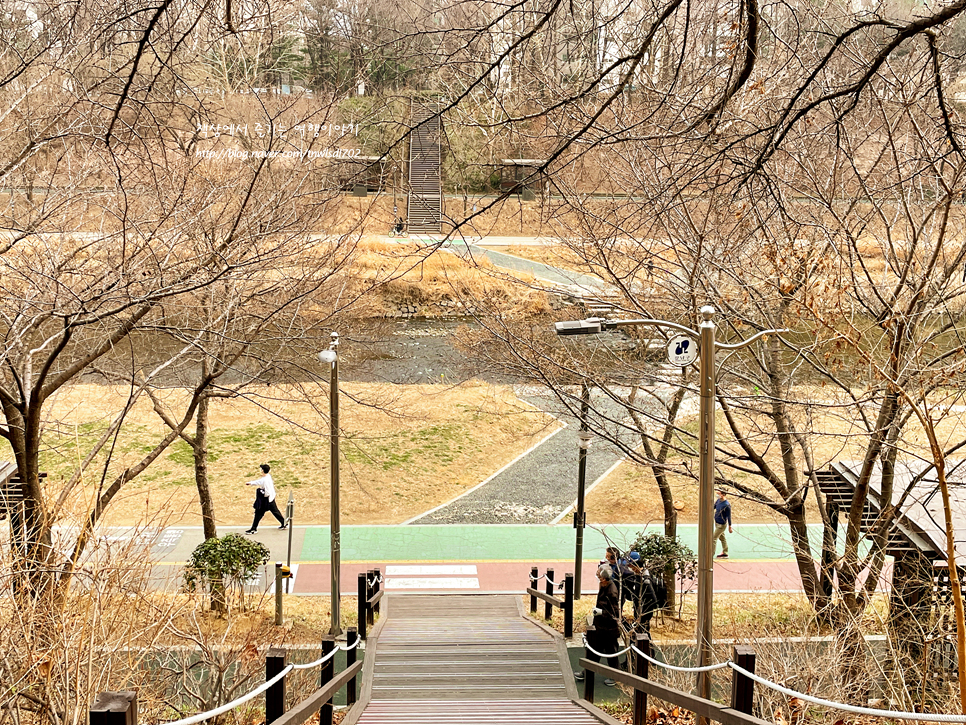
612 646 966 722
727 662 966 723
290 646 339 670
582 634 633 658
528 572 562 588
368 574 383 586
161 639 359 725
162 664 293 725
631 645 730 673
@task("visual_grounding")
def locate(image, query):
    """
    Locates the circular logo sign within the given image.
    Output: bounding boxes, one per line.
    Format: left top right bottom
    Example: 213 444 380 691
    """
667 334 698 367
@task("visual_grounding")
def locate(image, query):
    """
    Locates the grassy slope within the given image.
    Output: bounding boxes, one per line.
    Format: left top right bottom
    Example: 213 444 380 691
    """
21 381 554 526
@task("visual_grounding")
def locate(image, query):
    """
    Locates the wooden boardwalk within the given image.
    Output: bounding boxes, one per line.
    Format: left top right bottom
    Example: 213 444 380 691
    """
349 594 609 724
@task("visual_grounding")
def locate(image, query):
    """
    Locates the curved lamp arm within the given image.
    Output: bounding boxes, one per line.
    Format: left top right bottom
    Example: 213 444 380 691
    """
717 328 790 351
599 318 699 338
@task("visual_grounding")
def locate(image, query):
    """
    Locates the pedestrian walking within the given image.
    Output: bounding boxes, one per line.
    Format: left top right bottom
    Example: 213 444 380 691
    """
245 463 287 534
713 488 732 558
574 566 622 687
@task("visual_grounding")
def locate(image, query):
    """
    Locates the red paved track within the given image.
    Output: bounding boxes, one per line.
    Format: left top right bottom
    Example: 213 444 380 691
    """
292 559 812 595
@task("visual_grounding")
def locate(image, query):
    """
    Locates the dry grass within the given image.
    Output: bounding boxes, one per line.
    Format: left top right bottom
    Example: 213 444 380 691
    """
22 381 554 526
585 386 966 524
347 240 551 316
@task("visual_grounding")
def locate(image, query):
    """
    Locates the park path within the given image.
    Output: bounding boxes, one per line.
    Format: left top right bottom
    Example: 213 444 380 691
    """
446 241 613 299
139 522 841 594
348 594 605 725
407 389 635 525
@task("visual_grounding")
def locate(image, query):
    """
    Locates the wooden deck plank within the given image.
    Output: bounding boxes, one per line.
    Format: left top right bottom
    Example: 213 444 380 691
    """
351 594 605 724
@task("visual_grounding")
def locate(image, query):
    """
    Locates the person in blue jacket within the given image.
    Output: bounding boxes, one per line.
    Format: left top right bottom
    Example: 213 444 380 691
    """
713 489 733 559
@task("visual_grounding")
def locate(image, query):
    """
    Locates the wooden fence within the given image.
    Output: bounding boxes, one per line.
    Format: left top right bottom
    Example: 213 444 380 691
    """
89 632 362 725
580 633 766 725
525 566 574 638
357 567 382 640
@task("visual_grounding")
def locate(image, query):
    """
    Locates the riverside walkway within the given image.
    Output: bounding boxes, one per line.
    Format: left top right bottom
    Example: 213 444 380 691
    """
348 594 608 725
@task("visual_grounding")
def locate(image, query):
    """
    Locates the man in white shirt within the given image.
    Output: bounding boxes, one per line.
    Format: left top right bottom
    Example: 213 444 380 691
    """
245 463 287 534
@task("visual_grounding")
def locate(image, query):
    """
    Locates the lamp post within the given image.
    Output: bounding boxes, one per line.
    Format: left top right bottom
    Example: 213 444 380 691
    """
574 382 591 600
318 332 341 636
555 307 786 702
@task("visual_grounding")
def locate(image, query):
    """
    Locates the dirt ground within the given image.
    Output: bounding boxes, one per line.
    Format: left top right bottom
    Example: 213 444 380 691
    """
23 381 554 526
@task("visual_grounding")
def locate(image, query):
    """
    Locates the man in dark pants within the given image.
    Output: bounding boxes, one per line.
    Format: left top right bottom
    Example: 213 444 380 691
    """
574 567 622 687
714 488 733 558
245 463 286 534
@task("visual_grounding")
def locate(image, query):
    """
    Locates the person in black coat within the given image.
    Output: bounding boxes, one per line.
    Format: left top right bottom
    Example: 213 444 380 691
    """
574 566 622 686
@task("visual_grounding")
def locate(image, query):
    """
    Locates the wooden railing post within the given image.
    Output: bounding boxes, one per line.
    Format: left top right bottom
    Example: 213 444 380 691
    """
346 627 359 706
366 570 375 628
583 627 596 703
731 645 757 715
90 691 137 725
529 566 538 613
372 568 382 615
319 636 336 725
545 567 554 620
357 572 367 640
265 648 286 724
564 573 574 639
634 633 651 725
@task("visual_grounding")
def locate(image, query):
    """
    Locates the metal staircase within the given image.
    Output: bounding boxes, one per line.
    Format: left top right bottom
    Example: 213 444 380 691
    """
407 102 443 234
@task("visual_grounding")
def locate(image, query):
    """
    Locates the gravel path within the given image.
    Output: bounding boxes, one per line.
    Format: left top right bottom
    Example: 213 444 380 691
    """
409 388 640 524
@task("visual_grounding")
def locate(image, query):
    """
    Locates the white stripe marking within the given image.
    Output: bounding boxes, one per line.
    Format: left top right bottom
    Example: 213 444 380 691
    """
385 564 478 576
385 577 480 589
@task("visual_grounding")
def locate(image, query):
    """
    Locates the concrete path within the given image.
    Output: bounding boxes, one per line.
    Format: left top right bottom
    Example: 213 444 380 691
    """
447 242 612 298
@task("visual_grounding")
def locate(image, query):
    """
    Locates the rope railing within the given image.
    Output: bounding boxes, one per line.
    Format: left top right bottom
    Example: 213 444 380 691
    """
615 643 966 723
526 567 575 638
160 639 358 725
528 572 564 589
630 644 730 673
726 661 966 723
582 633 634 658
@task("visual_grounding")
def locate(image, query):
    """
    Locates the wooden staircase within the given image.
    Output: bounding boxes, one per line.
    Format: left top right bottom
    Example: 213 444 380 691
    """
407 102 443 234
348 594 607 724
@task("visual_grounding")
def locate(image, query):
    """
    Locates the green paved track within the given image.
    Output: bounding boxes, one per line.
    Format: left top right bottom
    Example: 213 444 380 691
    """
301 523 820 562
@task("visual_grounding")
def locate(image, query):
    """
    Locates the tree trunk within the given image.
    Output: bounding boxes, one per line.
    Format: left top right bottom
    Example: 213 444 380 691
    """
195 391 217 541
193 384 225 613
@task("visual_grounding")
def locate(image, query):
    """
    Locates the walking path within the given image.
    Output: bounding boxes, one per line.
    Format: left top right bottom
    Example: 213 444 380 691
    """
347 594 607 725
409 390 635 524
136 522 864 594
445 239 612 299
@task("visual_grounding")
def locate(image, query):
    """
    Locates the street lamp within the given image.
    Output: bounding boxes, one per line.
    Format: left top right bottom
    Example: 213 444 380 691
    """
556 307 786 701
318 332 341 636
574 383 591 600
